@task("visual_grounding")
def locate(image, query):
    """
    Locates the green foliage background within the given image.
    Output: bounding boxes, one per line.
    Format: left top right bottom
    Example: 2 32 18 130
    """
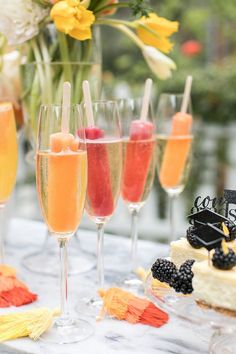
102 0 236 123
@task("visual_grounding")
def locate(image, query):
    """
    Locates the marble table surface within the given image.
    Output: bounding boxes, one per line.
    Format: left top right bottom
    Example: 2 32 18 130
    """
0 218 211 354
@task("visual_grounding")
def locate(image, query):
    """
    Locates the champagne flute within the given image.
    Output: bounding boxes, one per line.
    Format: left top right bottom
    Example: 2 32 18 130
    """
36 100 93 343
0 103 18 264
119 97 156 285
156 89 193 243
77 95 122 312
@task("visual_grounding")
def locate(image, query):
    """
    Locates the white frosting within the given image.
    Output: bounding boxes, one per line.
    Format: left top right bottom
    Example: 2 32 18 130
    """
192 260 236 311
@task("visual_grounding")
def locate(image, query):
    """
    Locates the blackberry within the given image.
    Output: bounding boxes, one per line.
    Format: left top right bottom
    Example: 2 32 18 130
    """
212 247 236 270
179 259 195 270
151 259 177 284
186 226 202 249
170 259 195 294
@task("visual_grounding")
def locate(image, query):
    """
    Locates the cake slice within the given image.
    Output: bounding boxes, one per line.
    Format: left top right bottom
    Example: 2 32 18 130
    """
192 260 236 313
170 238 211 267
170 238 236 267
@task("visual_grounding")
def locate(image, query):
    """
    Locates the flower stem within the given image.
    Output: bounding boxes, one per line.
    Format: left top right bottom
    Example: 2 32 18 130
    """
29 73 40 140
91 0 109 11
73 40 92 103
96 18 136 29
58 32 72 83
94 2 129 14
98 23 144 49
31 38 46 101
39 34 53 103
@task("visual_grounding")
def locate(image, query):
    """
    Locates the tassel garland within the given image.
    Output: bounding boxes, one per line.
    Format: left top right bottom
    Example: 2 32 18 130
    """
98 288 169 328
0 265 37 307
0 308 60 341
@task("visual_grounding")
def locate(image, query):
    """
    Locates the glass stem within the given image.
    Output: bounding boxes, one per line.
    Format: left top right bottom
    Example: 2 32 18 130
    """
131 209 139 273
58 238 69 322
169 194 176 243
97 223 105 289
0 206 5 264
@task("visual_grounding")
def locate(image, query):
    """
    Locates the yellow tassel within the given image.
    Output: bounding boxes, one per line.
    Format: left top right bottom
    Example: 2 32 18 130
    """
0 308 60 342
222 239 229 255
222 222 230 237
135 267 148 282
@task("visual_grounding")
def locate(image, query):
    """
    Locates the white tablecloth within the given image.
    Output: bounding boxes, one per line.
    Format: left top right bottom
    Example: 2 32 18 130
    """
0 218 210 354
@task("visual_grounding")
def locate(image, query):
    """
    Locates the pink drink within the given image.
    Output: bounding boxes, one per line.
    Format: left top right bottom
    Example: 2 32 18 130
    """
122 120 155 203
85 138 122 219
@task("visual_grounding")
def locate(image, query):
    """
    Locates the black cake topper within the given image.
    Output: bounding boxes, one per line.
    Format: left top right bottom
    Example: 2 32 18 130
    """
188 209 228 227
224 189 236 221
190 189 236 222
194 223 224 251
186 192 236 258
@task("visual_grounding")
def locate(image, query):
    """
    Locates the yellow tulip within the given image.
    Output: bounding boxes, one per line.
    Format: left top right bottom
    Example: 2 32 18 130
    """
142 45 176 80
50 0 95 41
136 13 179 54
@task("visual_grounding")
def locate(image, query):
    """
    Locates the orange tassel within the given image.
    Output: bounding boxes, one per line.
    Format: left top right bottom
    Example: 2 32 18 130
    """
1 287 37 307
98 288 168 328
0 265 37 308
0 297 9 307
0 265 17 277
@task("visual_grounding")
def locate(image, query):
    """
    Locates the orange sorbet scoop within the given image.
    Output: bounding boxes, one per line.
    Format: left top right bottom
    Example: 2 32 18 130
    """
159 112 192 189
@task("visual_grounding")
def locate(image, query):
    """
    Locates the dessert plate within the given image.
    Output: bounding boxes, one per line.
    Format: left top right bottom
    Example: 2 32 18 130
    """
145 274 236 329
145 274 236 353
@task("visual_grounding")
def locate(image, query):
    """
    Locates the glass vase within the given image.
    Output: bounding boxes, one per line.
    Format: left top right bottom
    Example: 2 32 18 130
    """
20 25 102 150
20 26 102 276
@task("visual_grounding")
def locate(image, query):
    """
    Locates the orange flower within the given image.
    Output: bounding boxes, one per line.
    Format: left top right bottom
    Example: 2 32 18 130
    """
136 13 179 54
100 0 118 16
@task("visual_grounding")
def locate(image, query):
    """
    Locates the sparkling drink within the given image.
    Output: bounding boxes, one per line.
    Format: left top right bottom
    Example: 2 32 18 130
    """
156 134 193 194
36 150 87 235
86 139 122 220
122 137 155 204
0 103 18 205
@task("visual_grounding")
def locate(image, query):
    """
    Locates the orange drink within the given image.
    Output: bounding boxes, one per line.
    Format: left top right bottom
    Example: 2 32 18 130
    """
159 112 192 189
158 135 193 190
36 131 87 235
0 103 18 205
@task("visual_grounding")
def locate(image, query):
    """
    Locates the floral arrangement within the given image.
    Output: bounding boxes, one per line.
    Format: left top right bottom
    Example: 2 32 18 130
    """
0 0 179 142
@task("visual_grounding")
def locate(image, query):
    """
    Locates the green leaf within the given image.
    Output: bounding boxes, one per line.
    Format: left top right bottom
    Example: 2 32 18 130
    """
129 0 152 18
32 0 51 8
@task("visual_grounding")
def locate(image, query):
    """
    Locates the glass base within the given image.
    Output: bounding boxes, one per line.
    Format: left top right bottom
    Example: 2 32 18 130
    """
122 271 143 290
22 249 95 276
40 317 94 344
76 295 103 318
209 330 236 354
22 233 95 276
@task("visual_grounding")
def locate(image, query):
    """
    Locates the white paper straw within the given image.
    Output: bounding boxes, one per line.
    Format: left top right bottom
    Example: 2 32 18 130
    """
140 78 153 121
82 80 94 126
61 81 71 133
181 75 193 114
